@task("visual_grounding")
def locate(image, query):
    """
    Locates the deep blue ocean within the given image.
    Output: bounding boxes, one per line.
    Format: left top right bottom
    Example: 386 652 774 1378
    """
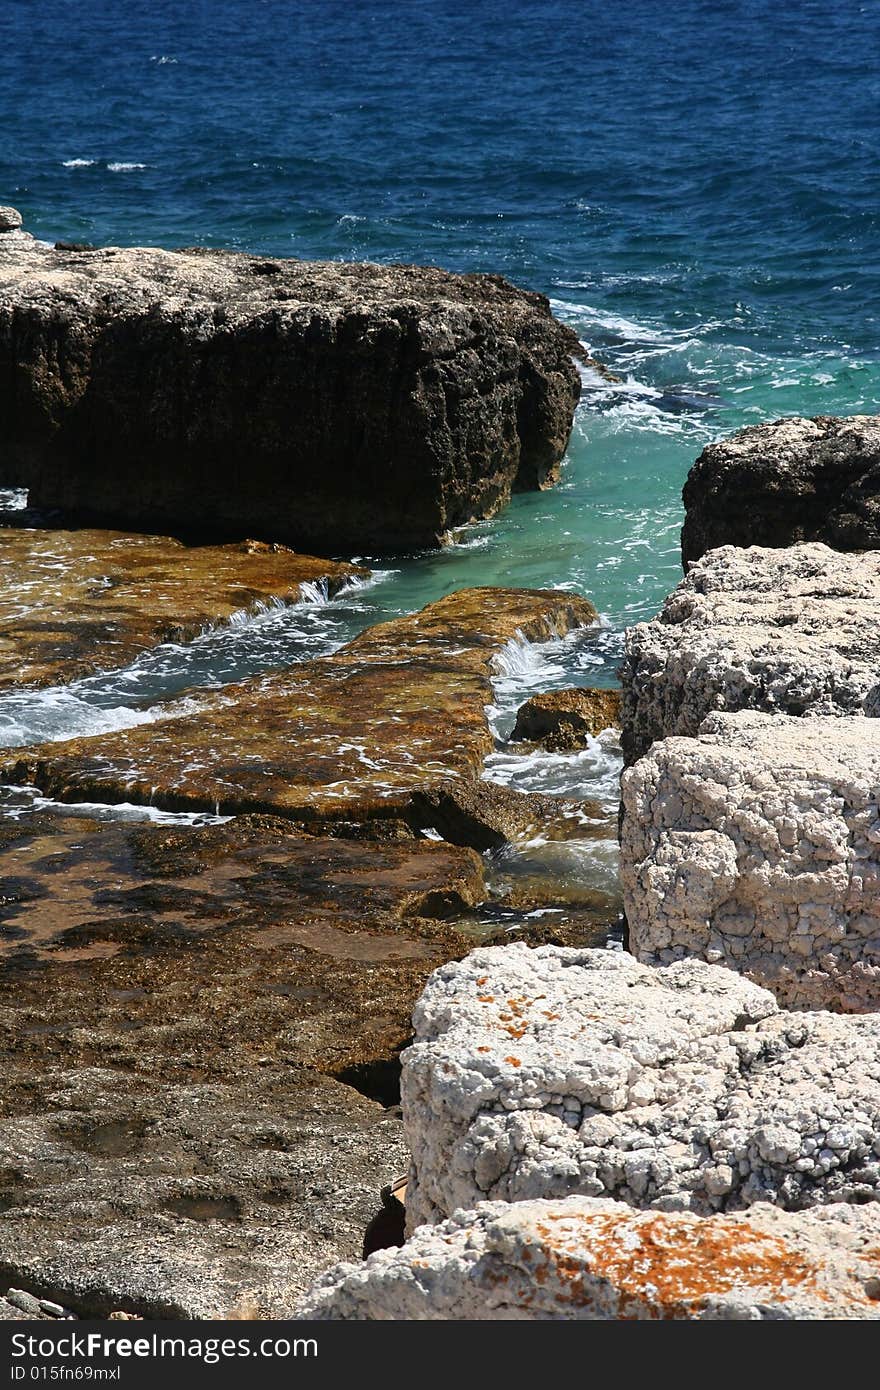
1 0 879 671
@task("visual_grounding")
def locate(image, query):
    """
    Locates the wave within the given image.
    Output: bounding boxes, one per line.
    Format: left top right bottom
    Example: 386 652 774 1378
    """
0 783 229 827
61 158 97 168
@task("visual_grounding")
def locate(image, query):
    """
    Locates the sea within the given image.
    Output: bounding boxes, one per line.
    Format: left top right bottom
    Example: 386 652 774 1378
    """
0 0 878 908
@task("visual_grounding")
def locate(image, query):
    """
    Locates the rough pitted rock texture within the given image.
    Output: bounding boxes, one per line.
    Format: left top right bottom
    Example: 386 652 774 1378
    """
511 687 621 750
0 233 582 552
296 1197 880 1320
620 543 880 765
0 207 23 233
402 945 880 1229
621 710 880 1011
681 415 880 564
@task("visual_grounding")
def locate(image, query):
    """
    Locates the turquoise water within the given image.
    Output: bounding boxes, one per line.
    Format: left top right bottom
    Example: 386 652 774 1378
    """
1 0 879 699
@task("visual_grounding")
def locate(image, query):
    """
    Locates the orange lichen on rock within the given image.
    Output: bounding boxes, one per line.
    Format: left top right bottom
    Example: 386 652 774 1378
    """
532 1209 873 1316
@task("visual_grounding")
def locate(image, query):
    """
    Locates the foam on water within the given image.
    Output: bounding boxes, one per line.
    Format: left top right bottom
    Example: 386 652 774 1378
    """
0 782 230 826
0 570 391 751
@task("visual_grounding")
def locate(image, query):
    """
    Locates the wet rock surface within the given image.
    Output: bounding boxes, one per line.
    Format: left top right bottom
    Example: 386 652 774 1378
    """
620 543 880 765
0 528 362 690
681 414 880 564
297 1196 880 1320
4 587 597 835
0 812 488 1316
0 230 582 552
511 687 621 751
402 945 880 1228
621 711 880 1011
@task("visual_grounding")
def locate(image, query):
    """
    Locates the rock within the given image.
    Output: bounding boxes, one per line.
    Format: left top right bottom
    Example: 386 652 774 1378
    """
0 811 492 1316
0 237 582 552
0 207 22 232
511 687 621 750
409 780 599 853
38 1300 67 1317
621 710 880 1011
296 1196 880 1320
401 944 880 1228
0 1068 407 1319
3 587 597 840
681 415 880 564
5 1288 42 1315
620 543 880 764
0 527 363 690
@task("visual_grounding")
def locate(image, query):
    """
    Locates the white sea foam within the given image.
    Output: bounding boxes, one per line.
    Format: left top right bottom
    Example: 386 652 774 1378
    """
107 162 149 172
0 783 229 826
61 158 97 168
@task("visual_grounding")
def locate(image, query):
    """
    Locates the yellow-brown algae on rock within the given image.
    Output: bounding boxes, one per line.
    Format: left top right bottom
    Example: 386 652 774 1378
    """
511 687 621 750
3 587 597 836
0 528 363 690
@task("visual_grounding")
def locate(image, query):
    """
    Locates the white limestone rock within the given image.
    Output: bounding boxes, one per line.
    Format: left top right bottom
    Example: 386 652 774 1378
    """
621 711 880 1011
296 1196 880 1320
401 944 880 1228
620 543 880 765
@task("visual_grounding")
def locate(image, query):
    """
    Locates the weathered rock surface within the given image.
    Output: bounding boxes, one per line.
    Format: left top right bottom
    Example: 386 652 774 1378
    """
0 208 22 233
511 687 621 750
681 415 880 564
297 1196 880 1320
3 587 597 839
401 944 880 1228
621 710 880 1011
0 228 582 552
0 528 361 690
620 543 880 765
0 810 489 1316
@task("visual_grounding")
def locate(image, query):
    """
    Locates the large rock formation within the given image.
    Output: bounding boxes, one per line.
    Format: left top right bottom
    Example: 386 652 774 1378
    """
620 543 880 764
296 1197 880 1320
0 222 582 552
402 945 880 1228
681 415 880 565
0 527 361 690
3 587 597 841
621 711 880 1011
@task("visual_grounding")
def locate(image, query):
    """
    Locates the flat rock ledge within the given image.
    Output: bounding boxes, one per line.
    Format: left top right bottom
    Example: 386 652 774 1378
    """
3 587 597 844
401 945 880 1228
0 224 581 551
296 1196 880 1320
681 414 880 564
0 528 362 690
620 543 880 765
621 711 880 1011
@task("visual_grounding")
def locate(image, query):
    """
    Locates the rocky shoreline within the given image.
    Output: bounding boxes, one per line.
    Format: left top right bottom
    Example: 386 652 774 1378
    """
1 205 878 1319
291 411 880 1319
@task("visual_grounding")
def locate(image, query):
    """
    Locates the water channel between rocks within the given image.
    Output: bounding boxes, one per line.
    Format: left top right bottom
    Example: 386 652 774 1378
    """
0 492 625 949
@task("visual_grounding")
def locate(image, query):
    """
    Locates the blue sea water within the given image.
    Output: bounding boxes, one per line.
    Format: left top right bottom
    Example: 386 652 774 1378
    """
1 0 879 675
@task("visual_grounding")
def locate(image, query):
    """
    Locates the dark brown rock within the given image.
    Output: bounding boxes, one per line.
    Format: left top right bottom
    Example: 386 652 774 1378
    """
511 686 621 750
0 237 582 552
681 414 880 565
